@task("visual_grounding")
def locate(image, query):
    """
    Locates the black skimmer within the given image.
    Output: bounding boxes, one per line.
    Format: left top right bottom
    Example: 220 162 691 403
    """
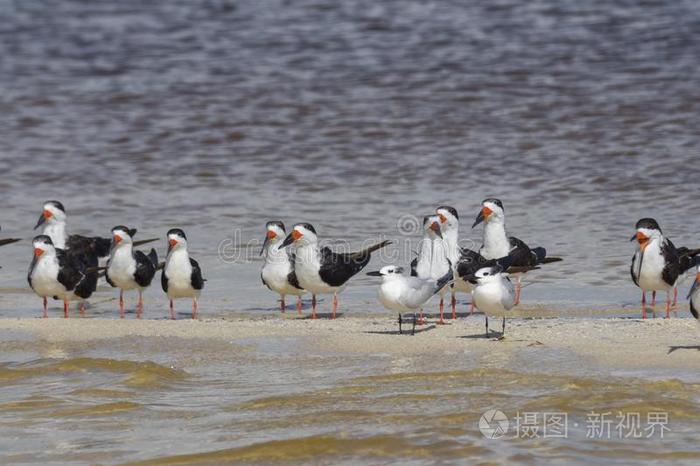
463 260 517 339
34 200 156 257
410 215 451 324
630 218 700 319
367 265 453 334
162 228 205 320
28 235 97 318
472 198 562 304
280 223 391 319
688 257 700 320
260 221 306 314
106 226 159 319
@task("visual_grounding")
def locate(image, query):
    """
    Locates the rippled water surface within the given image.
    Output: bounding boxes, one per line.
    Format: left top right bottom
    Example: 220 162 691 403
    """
1 0 700 463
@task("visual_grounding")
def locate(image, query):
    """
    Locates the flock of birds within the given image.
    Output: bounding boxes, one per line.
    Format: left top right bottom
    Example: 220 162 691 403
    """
1 199 699 336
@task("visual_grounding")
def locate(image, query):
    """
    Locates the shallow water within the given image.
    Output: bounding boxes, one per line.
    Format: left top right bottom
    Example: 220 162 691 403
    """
1 0 700 463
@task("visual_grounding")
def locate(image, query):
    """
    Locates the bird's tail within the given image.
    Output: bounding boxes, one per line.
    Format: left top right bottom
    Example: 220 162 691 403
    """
678 248 700 273
532 246 563 264
352 240 392 258
147 248 159 267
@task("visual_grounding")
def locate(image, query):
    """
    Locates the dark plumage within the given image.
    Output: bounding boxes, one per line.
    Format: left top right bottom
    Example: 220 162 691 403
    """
318 240 392 287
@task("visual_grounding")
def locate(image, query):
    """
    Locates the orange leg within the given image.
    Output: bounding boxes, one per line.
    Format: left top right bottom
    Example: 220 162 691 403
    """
63 300 69 318
79 302 86 316
296 296 303 315
651 291 656 307
438 297 445 324
332 293 337 319
470 301 475 315
514 276 522 305
451 292 457 320
665 292 671 319
280 295 286 313
43 297 48 318
119 290 125 319
192 297 198 320
673 287 678 307
169 300 175 320
311 295 317 320
137 290 144 319
641 292 647 319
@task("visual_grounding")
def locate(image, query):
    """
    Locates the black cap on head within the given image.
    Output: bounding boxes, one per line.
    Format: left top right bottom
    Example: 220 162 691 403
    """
298 223 316 234
33 234 53 245
111 225 137 238
635 218 661 232
45 200 65 213
266 221 286 232
482 198 503 210
437 205 459 220
167 228 187 240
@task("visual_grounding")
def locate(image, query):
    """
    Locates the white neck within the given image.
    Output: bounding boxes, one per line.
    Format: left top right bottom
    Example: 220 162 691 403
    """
44 221 67 250
442 226 461 263
265 242 291 266
482 218 510 259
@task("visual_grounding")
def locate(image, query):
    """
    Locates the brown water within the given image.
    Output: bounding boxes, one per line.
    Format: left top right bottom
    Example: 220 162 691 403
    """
1 0 700 463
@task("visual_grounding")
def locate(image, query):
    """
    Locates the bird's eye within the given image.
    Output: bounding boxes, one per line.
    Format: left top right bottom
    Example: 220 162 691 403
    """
484 272 490 276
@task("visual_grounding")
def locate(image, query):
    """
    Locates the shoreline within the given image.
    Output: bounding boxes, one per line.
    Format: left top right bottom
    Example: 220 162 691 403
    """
1 315 699 381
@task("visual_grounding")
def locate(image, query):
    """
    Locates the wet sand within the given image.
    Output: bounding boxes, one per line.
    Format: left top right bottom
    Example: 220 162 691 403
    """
2 315 699 379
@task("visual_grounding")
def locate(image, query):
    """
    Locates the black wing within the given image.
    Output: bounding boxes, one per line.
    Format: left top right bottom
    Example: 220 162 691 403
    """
0 238 21 247
318 241 391 287
507 236 538 267
287 269 303 290
660 238 681 287
691 301 699 320
161 266 169 292
67 234 112 258
455 248 488 279
410 256 418 277
133 249 157 287
190 257 205 290
677 246 700 274
630 253 640 287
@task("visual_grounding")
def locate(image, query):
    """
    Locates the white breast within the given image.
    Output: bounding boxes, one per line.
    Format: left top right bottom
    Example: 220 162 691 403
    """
165 249 197 298
30 256 70 299
637 241 672 291
262 245 304 296
43 223 67 250
107 246 138 290
473 279 511 315
294 245 344 294
481 222 511 260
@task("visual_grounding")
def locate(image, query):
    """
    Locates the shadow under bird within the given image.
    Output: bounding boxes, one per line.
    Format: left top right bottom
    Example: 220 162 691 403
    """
28 235 98 318
367 265 453 335
106 226 159 319
162 228 205 320
472 198 562 304
631 218 700 319
410 215 451 324
260 221 306 314
280 223 391 319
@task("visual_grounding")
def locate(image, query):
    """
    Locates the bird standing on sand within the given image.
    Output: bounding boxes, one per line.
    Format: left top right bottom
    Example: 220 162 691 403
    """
280 223 391 319
106 226 159 319
463 260 517 338
162 229 205 320
687 257 700 320
260 221 306 314
28 235 96 318
631 218 700 319
472 198 561 304
367 265 453 334
411 215 451 324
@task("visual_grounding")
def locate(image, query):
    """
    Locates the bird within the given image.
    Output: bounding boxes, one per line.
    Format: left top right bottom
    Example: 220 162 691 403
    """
630 218 700 319
260 221 306 314
280 223 391 319
472 198 562 304
687 257 700 321
162 228 205 320
28 235 97 318
410 215 451 324
105 226 159 319
462 259 517 339
436 205 484 318
34 200 156 257
367 265 453 334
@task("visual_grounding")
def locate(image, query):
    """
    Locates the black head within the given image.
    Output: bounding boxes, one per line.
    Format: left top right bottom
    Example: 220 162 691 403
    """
32 234 53 246
635 218 661 232
297 223 316 235
436 205 459 220
482 198 503 210
266 220 286 232
167 228 187 240
45 200 65 213
112 225 137 238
